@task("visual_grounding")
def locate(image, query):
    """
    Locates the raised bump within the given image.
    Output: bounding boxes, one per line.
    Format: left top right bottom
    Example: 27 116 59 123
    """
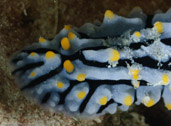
77 73 86 81
63 60 74 73
45 51 55 60
130 69 139 80
99 96 108 105
29 52 37 57
162 74 170 85
39 37 46 43
29 72 36 77
61 37 70 50
77 91 86 100
105 10 115 19
165 104 171 110
142 96 155 107
123 95 133 106
57 82 63 88
109 49 120 62
133 81 140 88
68 32 76 40
64 25 71 31
154 21 163 34
134 31 141 37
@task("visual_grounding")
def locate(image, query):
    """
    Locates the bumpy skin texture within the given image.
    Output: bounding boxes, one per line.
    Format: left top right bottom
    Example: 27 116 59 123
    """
10 8 171 117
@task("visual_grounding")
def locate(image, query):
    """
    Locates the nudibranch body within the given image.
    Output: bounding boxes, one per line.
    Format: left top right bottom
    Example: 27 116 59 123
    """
10 8 171 117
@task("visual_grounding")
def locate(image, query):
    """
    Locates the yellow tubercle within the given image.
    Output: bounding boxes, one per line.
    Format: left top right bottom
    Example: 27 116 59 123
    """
99 96 108 105
105 10 115 19
165 104 171 110
130 69 139 80
39 37 46 43
154 21 163 34
134 31 141 38
63 60 74 73
77 73 86 81
30 72 36 77
30 52 37 57
132 75 139 80
64 25 71 31
57 82 63 88
142 97 155 107
123 95 133 106
68 32 76 40
130 69 139 76
77 91 86 100
45 51 55 60
133 81 140 88
162 74 170 85
146 99 155 107
109 49 120 62
61 37 70 50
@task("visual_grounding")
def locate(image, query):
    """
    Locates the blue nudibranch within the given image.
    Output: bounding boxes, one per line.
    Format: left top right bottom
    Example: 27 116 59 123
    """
10 8 171 117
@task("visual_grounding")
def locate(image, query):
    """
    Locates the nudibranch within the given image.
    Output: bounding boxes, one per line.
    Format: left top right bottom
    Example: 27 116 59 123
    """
10 8 171 117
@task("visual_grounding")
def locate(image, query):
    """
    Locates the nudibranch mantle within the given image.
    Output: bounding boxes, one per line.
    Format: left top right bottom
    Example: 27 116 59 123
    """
10 8 171 117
